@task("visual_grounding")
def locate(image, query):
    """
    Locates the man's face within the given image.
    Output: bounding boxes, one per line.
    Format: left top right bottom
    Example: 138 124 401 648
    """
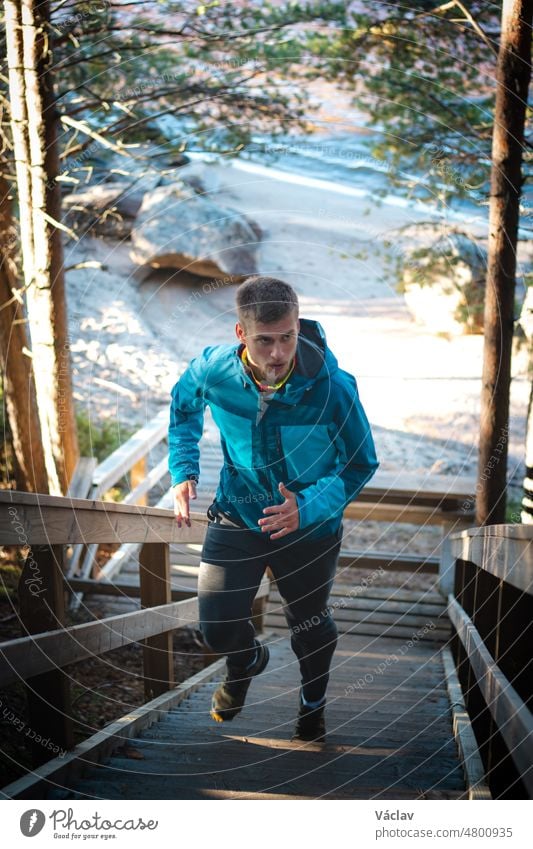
236 312 300 384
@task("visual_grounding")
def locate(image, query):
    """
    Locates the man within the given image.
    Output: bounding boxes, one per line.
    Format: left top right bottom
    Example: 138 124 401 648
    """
169 276 378 741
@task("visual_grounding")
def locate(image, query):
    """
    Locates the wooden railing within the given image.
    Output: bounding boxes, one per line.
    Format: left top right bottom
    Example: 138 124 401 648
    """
0 491 269 768
449 524 533 799
66 409 169 589
66 408 478 597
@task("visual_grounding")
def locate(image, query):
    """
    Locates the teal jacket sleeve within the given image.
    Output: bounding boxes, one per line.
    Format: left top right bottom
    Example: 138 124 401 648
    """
168 351 210 486
295 373 379 529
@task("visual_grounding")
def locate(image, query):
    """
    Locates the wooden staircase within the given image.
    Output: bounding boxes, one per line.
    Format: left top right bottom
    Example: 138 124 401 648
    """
45 635 466 800
5 492 524 800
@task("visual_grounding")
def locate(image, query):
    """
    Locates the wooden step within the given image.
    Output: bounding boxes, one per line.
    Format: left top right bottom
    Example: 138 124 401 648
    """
338 550 439 573
42 636 465 800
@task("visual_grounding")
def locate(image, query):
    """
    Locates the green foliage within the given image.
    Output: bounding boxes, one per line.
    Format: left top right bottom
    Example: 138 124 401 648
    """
298 2 506 207
377 226 489 332
1 382 134 491
76 409 133 464
0 562 22 601
46 0 350 175
505 497 523 524
76 410 135 501
24 1 515 215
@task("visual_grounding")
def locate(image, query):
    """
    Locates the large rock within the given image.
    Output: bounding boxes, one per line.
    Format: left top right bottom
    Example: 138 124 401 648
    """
63 181 153 239
400 228 488 335
170 163 263 240
129 182 259 278
158 161 221 195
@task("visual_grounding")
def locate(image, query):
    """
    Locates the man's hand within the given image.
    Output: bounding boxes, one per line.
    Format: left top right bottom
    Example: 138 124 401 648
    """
173 480 197 528
258 481 299 540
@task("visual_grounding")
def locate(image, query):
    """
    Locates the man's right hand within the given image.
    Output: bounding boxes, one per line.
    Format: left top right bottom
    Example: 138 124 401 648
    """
173 480 197 528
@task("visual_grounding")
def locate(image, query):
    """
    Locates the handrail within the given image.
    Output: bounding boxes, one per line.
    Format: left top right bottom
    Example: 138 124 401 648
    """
3 429 478 595
0 596 199 688
448 596 533 796
44 402 479 597
89 408 168 498
449 523 533 798
67 408 170 584
0 490 206 545
0 495 269 772
452 524 533 594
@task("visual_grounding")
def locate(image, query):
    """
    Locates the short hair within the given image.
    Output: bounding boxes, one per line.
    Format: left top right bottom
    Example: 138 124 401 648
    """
236 275 299 327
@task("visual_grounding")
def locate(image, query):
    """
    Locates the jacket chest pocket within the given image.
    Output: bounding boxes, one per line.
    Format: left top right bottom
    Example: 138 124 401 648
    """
280 424 338 483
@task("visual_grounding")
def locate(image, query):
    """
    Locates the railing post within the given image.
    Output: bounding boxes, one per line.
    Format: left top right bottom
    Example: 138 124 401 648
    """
450 552 462 662
438 528 455 598
439 515 474 597
139 542 174 701
18 545 74 765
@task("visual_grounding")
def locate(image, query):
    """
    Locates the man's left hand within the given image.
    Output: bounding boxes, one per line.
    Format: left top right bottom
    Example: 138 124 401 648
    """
259 481 300 540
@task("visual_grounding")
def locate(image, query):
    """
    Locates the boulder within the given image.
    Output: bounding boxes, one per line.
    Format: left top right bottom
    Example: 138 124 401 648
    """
129 182 259 278
62 181 152 238
399 228 488 335
167 163 263 240
158 161 221 195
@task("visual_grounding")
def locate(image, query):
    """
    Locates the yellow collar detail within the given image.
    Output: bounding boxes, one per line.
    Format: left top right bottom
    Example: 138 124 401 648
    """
241 347 295 392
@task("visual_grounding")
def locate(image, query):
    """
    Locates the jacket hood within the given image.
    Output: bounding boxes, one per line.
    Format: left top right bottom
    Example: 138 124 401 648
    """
294 318 338 381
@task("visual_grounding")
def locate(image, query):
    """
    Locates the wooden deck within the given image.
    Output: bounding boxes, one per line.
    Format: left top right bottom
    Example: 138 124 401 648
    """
45 633 466 800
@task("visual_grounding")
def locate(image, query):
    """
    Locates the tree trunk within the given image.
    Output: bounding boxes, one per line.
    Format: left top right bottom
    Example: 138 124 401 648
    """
523 380 533 522
519 287 533 522
4 0 78 495
476 0 533 525
0 173 48 492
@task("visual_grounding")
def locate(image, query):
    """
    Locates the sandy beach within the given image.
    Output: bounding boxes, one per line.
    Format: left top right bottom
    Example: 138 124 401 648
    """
63 157 530 518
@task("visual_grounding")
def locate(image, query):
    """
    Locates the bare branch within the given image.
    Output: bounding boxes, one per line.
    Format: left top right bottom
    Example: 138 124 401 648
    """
420 0 499 57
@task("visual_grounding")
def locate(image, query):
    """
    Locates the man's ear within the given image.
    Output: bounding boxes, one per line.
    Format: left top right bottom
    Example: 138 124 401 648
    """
235 321 245 341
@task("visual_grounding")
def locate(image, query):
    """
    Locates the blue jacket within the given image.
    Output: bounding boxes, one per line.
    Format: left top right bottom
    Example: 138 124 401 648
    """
168 318 379 541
